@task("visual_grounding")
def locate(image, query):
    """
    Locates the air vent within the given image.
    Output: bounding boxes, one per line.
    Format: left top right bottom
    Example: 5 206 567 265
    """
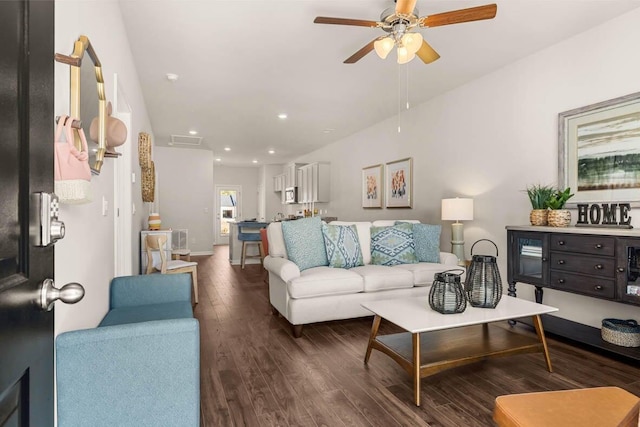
170 135 203 146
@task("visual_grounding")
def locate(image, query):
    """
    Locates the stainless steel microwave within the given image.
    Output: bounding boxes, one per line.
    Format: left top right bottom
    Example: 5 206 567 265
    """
284 187 298 204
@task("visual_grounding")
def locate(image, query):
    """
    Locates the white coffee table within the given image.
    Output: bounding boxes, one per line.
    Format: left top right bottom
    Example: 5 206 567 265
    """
361 296 558 406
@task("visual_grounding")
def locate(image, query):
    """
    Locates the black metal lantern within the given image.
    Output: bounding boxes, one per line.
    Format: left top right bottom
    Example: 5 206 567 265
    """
429 269 467 314
465 239 503 308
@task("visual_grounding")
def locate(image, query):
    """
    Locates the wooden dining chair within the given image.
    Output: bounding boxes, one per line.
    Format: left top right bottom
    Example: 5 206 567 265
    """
145 234 199 304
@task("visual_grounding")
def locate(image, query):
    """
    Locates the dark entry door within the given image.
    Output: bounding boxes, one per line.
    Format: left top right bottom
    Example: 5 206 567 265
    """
0 1 56 425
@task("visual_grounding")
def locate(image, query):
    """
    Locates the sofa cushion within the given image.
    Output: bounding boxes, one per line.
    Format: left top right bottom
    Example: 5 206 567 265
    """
350 265 414 292
322 223 364 269
411 223 441 263
287 267 364 299
282 217 328 270
330 221 373 264
266 222 288 259
370 223 418 266
99 301 194 327
393 263 460 286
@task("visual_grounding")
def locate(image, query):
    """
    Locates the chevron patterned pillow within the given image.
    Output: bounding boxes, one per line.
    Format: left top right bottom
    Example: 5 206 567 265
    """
322 223 364 269
370 222 418 266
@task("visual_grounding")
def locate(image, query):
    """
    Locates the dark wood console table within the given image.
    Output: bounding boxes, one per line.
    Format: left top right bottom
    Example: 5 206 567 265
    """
506 225 640 362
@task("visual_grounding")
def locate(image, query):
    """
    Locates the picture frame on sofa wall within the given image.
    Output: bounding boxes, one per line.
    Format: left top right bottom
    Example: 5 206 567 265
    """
362 164 383 208
386 157 412 208
559 91 640 206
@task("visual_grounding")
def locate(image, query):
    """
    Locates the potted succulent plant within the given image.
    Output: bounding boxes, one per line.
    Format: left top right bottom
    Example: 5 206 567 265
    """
546 187 574 227
526 184 555 226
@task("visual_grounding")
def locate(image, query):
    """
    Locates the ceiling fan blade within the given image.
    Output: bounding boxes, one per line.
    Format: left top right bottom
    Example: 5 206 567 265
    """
314 16 379 28
421 4 497 28
344 40 377 64
416 40 440 64
395 0 418 16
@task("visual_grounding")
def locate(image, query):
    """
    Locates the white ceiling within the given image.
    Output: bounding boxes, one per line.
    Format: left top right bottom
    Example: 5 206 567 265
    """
119 0 640 166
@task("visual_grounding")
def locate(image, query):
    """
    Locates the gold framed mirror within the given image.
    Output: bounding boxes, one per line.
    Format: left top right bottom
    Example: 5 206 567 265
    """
55 35 106 174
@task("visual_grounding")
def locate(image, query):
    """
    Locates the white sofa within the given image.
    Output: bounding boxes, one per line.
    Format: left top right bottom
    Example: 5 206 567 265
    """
264 219 460 337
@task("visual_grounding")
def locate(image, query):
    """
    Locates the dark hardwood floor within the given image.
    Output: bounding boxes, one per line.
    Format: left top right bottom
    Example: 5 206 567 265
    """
194 248 640 427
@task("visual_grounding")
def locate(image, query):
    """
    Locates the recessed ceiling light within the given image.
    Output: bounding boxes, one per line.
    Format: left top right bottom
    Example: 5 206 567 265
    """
323 128 335 134
224 147 231 151
252 160 258 164
215 158 221 162
278 113 288 119
188 130 198 135
268 150 275 154
166 73 179 82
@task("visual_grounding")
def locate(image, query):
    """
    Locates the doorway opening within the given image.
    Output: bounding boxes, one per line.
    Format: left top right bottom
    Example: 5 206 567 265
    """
214 185 241 245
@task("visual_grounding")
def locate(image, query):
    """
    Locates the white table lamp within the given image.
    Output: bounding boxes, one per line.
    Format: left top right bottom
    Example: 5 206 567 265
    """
441 198 474 264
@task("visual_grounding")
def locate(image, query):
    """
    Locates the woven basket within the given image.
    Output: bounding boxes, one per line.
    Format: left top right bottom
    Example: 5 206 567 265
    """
547 209 571 227
529 209 548 226
141 161 155 202
601 318 640 347
138 132 152 170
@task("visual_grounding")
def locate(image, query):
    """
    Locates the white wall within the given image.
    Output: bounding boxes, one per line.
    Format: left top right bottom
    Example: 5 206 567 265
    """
295 8 640 328
259 164 285 221
154 147 214 253
54 1 153 334
213 166 260 221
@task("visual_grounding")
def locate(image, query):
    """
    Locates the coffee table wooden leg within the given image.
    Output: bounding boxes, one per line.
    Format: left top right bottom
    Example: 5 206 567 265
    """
413 332 421 406
364 315 382 364
532 314 553 372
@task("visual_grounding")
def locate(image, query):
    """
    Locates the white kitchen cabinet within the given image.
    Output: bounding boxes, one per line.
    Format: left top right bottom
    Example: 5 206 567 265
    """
273 173 285 192
299 162 330 203
284 163 305 188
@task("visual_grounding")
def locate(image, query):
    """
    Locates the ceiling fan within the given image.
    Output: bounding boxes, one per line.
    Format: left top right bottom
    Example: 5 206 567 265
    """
313 0 497 65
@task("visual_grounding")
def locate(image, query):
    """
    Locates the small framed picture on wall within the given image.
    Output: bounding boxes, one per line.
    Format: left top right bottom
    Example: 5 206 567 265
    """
362 164 383 208
386 157 412 208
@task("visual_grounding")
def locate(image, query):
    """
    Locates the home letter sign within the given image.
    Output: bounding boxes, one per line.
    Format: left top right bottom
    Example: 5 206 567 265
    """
576 203 632 228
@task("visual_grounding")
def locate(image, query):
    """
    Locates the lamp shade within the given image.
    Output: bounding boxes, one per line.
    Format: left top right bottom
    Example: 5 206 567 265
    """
441 198 474 221
374 37 394 59
401 32 423 54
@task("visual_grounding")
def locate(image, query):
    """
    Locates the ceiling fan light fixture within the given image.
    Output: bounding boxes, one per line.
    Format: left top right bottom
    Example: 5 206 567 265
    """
397 46 415 64
374 37 394 59
402 32 423 54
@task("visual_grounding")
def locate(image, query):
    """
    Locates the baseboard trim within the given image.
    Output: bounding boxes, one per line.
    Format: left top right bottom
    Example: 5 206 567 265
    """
192 251 214 256
229 259 262 266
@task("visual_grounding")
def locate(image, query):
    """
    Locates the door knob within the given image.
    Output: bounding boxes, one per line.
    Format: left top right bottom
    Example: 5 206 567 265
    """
38 278 84 311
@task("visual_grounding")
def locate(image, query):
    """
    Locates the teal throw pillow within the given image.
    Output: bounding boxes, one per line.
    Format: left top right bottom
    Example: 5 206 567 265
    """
322 223 364 269
370 222 418 266
281 217 328 271
411 223 441 263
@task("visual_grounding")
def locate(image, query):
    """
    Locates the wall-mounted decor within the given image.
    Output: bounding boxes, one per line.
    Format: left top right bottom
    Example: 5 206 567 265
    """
362 164 383 208
55 35 108 174
142 161 155 202
559 91 640 206
385 157 412 208
138 132 152 170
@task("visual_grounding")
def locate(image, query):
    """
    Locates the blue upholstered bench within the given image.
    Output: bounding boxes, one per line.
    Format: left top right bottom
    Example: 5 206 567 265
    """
56 274 199 427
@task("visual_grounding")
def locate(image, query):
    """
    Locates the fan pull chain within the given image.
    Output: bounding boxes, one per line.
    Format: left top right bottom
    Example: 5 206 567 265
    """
397 64 402 133
406 63 410 110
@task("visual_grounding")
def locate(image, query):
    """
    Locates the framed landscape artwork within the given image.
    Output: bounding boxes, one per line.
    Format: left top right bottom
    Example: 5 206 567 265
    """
362 164 383 208
559 91 640 205
385 158 412 208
